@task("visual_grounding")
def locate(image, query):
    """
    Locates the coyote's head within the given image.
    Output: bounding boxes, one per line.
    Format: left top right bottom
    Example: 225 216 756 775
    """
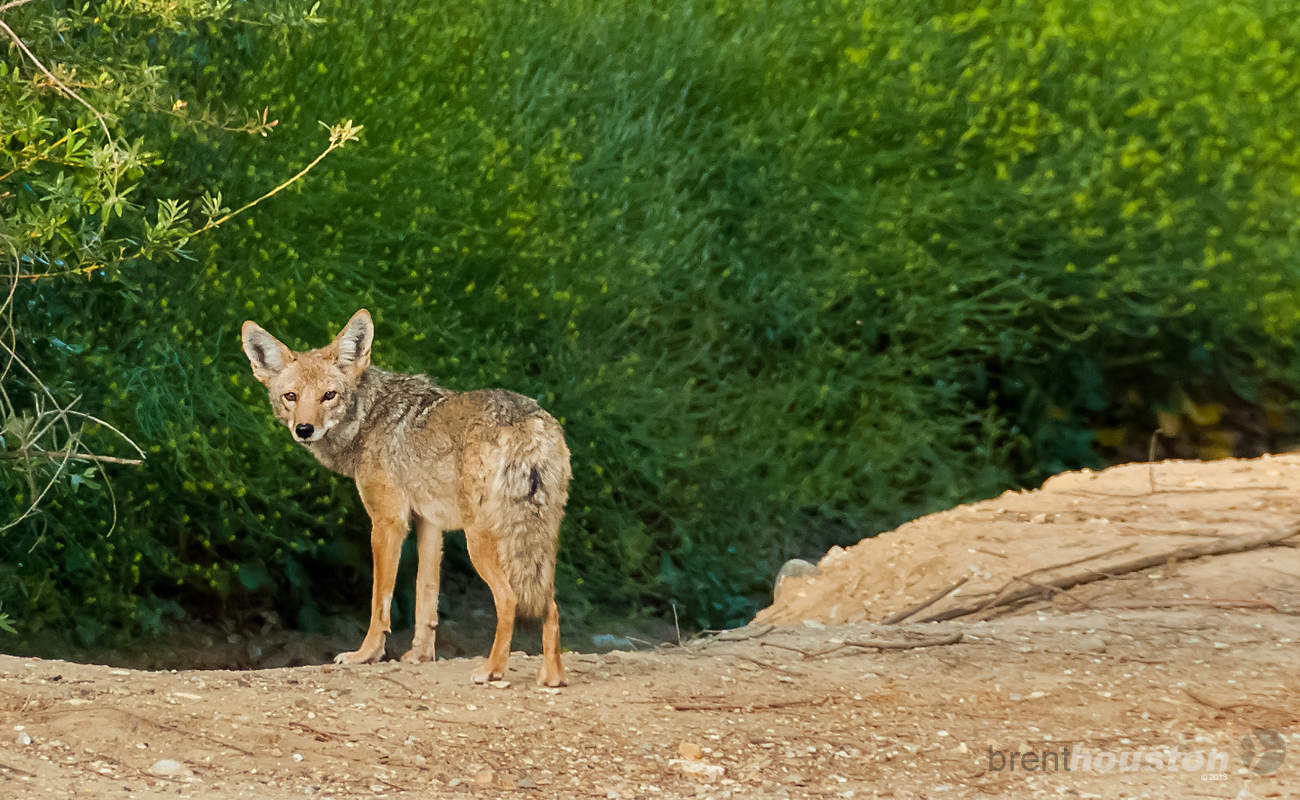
241 309 374 444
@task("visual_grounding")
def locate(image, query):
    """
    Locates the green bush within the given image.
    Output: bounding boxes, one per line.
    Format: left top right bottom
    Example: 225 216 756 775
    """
6 0 1299 638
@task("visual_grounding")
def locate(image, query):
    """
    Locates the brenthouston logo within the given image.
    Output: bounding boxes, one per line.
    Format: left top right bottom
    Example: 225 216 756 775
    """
988 745 1235 773
1241 729 1286 776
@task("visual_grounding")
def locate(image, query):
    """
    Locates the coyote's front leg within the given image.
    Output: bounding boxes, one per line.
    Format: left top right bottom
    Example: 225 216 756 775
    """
401 518 443 663
336 483 408 664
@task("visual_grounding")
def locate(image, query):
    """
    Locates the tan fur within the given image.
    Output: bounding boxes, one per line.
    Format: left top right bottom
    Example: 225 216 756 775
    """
241 309 570 687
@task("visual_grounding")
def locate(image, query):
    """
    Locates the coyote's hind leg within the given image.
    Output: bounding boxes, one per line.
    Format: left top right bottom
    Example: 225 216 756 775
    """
464 525 517 683
537 597 566 687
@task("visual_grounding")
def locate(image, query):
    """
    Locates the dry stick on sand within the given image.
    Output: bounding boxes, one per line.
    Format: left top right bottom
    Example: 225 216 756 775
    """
1180 687 1288 715
916 527 1300 624
375 673 421 696
973 543 1138 613
713 624 775 643
785 631 966 660
844 631 964 650
0 760 36 778
731 654 806 676
1095 598 1277 612
670 696 829 713
289 720 346 742
1011 575 1094 609
760 641 819 658
883 576 970 624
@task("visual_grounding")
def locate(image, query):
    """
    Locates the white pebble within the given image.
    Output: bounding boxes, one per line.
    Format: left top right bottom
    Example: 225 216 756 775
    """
151 759 188 776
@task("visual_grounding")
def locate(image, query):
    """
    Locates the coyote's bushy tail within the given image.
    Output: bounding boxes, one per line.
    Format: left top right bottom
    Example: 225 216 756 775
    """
492 423 571 618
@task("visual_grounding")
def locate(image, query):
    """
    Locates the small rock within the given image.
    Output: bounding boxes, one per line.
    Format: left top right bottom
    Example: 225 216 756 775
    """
517 778 536 788
293 753 304 762
774 559 819 600
488 680 511 690
670 758 725 781
679 742 704 760
1075 635 1107 653
270 748 283 757
150 759 188 777
474 767 496 786
15 731 32 746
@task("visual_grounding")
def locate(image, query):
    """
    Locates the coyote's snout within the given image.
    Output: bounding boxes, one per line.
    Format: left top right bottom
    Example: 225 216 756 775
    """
241 309 570 687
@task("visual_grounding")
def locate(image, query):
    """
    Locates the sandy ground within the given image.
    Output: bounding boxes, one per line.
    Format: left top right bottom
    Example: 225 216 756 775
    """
2 455 1299 799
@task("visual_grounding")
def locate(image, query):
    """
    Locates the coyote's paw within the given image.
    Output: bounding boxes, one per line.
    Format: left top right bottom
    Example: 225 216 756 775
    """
536 663 567 688
334 638 385 664
399 648 435 665
401 629 437 664
470 662 504 684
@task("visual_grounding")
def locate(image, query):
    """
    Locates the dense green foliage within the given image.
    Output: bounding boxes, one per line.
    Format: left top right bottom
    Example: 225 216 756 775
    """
5 0 1299 641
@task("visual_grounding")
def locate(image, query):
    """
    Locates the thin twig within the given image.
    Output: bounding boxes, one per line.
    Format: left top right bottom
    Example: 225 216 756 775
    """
730 654 805 676
1183 687 1237 712
712 624 775 643
193 120 361 234
288 720 345 741
759 641 816 657
0 759 37 778
375 673 421 696
669 696 829 713
882 576 970 624
844 631 964 650
1094 598 1277 612
0 450 142 465
934 544 1137 621
918 528 1300 624
1010 575 1093 608
0 0 40 15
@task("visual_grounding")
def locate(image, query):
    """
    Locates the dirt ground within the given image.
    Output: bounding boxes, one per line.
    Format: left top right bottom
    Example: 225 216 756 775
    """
2 455 1299 799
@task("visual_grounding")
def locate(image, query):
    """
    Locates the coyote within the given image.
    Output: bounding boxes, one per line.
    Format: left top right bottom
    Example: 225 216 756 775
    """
240 309 570 686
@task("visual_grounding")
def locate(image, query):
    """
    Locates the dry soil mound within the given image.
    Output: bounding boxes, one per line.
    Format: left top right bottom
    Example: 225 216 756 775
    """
755 454 1300 626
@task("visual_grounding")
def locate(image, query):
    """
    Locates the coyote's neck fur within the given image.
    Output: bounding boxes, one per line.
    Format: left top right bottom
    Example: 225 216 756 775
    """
303 367 452 477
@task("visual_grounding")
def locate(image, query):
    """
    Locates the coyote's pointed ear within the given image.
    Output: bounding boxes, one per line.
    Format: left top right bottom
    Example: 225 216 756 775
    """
330 309 373 376
242 321 295 384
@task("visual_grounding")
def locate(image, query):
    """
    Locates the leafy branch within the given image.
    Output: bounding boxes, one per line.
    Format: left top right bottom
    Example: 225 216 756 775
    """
0 0 362 551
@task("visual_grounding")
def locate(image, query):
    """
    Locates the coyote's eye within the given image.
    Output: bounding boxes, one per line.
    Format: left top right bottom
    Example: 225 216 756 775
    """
322 390 338 401
283 392 297 402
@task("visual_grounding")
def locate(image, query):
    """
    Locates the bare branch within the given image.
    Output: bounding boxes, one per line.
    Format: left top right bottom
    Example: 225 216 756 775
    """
0 451 144 466
0 0 40 16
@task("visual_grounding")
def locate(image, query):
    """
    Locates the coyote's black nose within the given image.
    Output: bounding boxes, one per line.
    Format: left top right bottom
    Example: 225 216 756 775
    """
295 423 315 440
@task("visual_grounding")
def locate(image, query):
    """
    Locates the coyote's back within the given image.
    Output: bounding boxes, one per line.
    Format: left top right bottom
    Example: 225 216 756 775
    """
241 309 571 686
